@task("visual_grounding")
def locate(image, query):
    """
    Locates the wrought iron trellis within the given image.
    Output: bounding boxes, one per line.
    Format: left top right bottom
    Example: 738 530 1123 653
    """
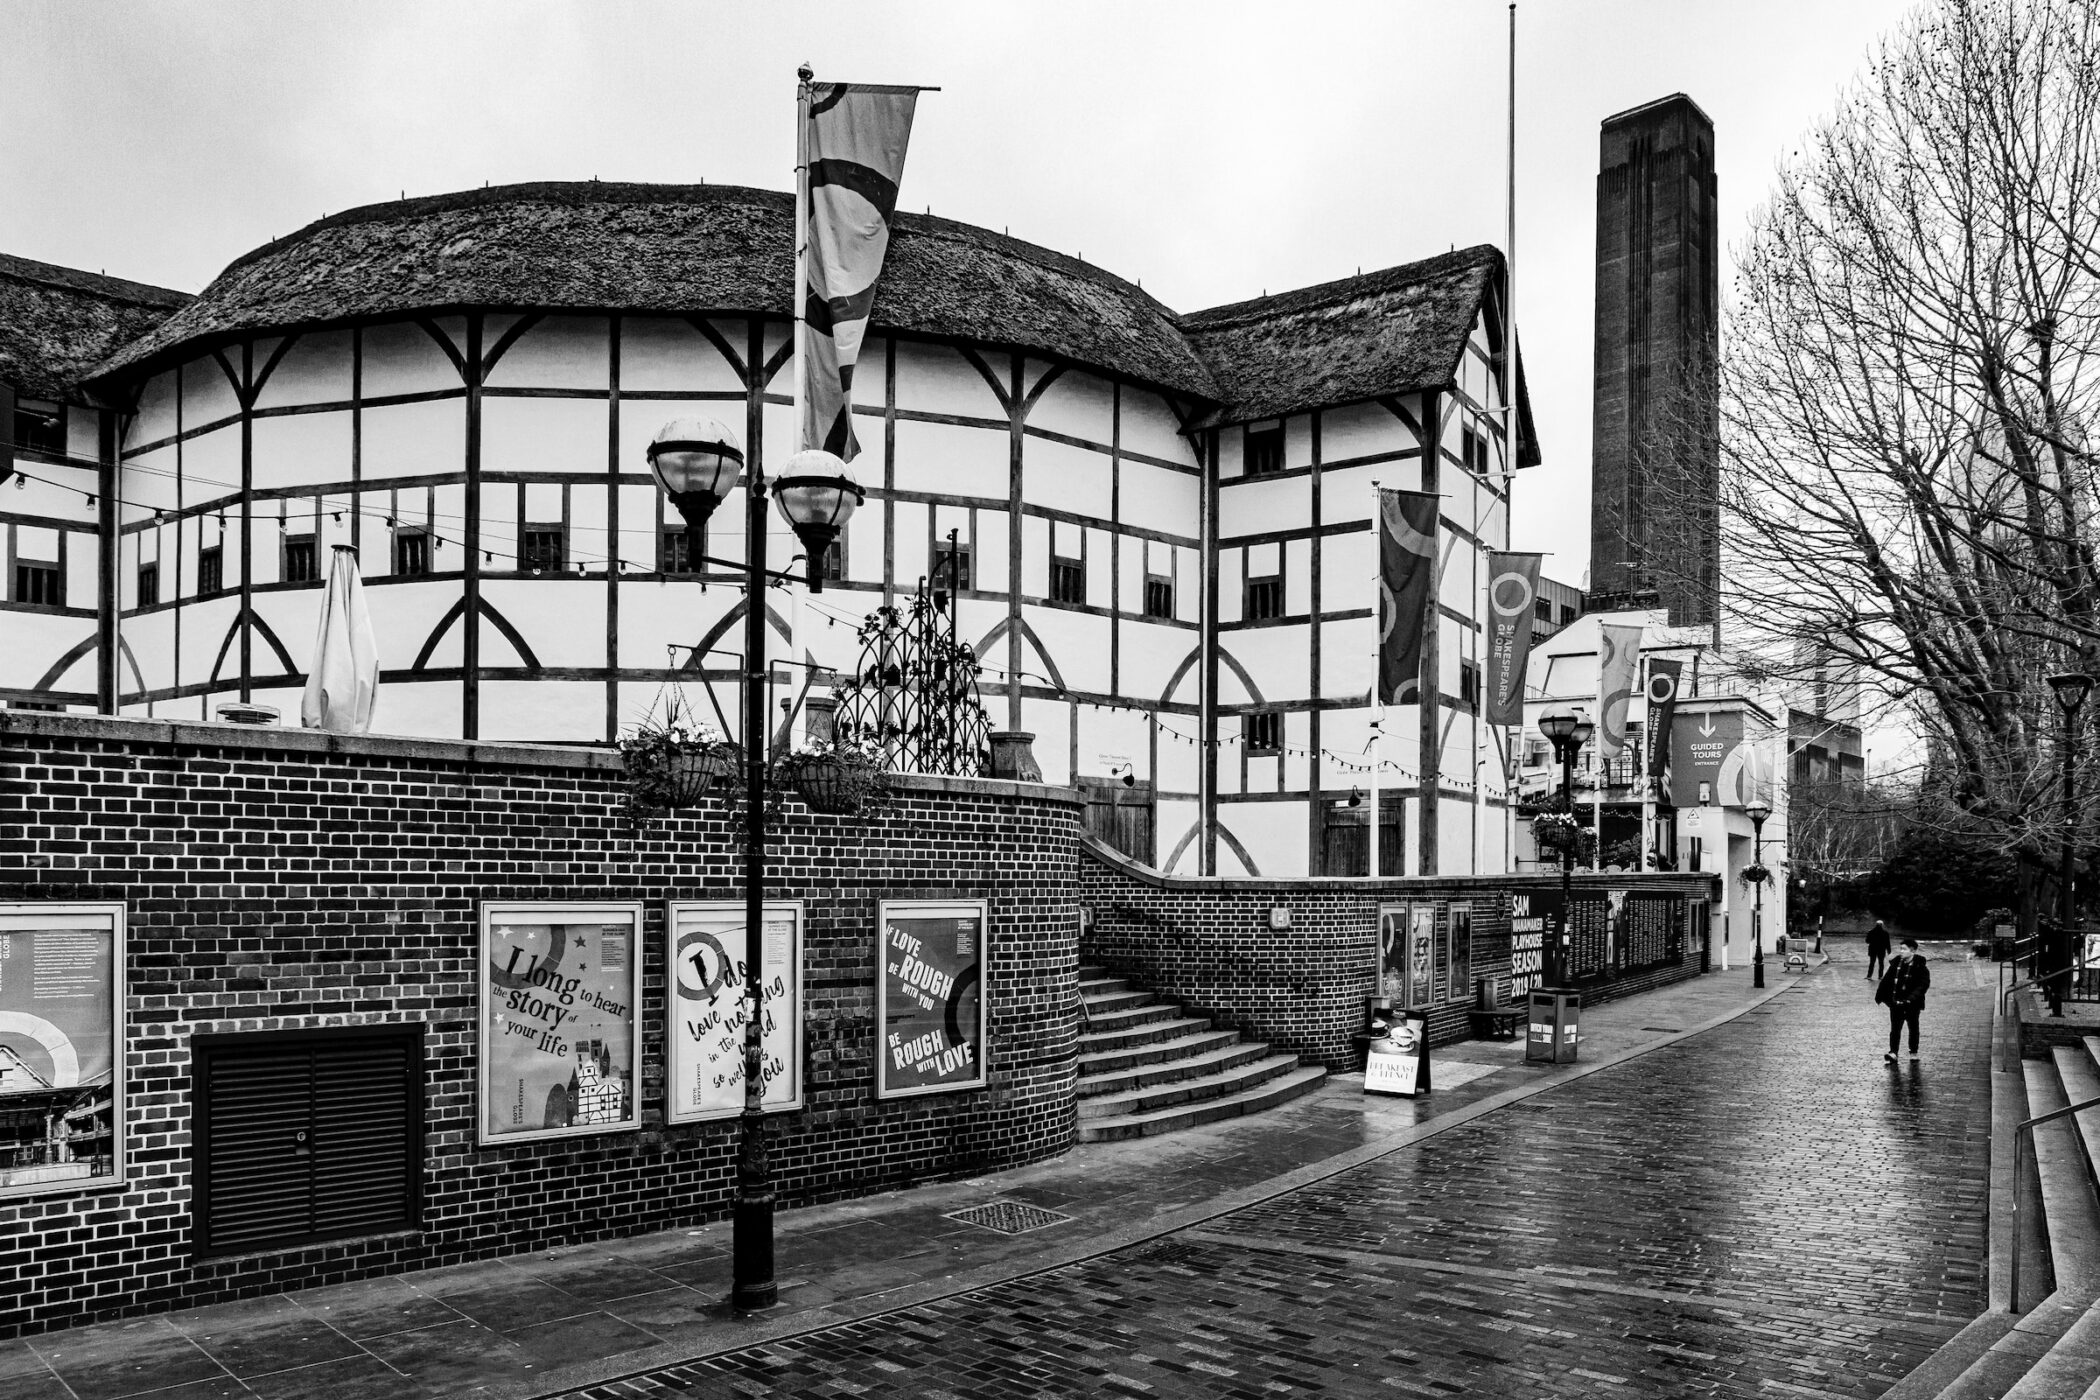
831 584 990 777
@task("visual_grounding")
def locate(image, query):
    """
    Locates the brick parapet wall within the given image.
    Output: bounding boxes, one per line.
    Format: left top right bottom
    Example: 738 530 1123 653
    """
0 712 1083 1336
1078 836 1719 1069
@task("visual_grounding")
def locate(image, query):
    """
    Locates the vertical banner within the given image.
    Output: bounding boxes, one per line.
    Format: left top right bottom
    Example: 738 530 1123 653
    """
0 905 123 1198
1646 658 1683 781
480 903 642 1144
876 900 987 1098
1484 552 1543 726
1363 1007 1431 1097
1376 489 1440 705
665 902 803 1124
1596 622 1643 762
801 81 922 459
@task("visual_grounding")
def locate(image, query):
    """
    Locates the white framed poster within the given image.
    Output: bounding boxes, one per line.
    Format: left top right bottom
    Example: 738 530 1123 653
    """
479 902 643 1145
0 903 124 1198
876 899 987 1099
665 900 803 1123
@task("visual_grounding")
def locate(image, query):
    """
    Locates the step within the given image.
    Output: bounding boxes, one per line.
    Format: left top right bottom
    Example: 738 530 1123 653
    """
1077 1026 1244 1078
1076 1064 1328 1143
1080 986 1158 1017
1077 1051 1305 1120
1082 1000 1187 1035
1076 1037 1275 1098
1078 1014 1215 1058
1874 1311 2018 1400
1078 973 1131 999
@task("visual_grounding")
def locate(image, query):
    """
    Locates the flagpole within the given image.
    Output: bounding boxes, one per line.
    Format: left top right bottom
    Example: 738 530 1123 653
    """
1505 2 1519 474
793 65 812 452
1369 478 1383 879
1639 655 1653 871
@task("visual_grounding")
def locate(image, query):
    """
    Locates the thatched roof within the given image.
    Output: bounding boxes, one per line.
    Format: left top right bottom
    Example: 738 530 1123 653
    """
1181 245 1541 462
78 182 1530 453
0 254 188 403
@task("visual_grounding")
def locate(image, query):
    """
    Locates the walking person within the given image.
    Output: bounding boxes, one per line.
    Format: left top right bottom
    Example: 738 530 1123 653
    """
1865 919 1891 980
1876 937 1931 1063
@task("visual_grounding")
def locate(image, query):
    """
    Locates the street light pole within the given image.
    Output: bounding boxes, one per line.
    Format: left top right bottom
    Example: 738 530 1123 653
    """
1538 710 1593 988
1745 798 1771 990
2047 671 2092 1017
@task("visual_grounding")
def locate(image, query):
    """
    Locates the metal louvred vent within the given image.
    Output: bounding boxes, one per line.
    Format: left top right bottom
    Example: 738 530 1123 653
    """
195 1027 421 1258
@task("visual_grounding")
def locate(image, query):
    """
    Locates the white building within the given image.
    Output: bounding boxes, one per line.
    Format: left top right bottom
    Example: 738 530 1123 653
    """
3 181 1541 879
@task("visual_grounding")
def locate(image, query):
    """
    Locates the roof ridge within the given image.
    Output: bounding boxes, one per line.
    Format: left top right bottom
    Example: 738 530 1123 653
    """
0 252 191 309
1181 244 1502 331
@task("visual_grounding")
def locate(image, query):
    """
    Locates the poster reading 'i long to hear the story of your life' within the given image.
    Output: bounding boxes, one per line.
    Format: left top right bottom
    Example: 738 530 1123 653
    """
480 903 643 1145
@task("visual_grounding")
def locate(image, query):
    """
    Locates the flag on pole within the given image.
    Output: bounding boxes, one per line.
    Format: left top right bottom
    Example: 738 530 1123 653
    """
1483 552 1542 726
800 81 922 460
302 545 378 734
1645 658 1683 781
1596 621 1642 763
1376 489 1439 706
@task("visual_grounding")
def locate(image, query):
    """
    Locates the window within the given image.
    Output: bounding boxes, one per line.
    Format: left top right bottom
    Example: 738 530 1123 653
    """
1559 603 1577 626
820 538 845 584
1244 573 1284 621
1144 574 1174 619
662 529 695 574
1524 741 1549 768
1461 424 1489 475
197 545 223 595
137 562 159 609
12 562 61 606
12 401 65 457
932 539 972 594
1244 712 1281 753
1534 596 1554 625
1459 660 1480 709
521 525 566 574
283 536 317 585
1245 425 1284 476
1051 555 1085 605
393 531 429 578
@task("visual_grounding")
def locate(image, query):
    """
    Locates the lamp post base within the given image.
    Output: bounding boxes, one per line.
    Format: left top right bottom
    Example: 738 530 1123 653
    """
729 1109 777 1311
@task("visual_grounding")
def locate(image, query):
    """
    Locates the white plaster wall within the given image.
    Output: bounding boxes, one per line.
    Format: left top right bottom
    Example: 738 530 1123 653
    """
619 317 745 393
252 330 355 410
484 315 609 391
483 396 611 476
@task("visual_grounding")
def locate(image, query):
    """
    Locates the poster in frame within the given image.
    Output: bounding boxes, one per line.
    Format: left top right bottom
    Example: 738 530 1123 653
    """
0 903 125 1199
875 899 988 1099
479 901 644 1146
664 900 803 1123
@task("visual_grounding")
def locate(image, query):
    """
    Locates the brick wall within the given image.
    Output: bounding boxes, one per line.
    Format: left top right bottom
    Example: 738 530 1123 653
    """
1079 836 1720 1069
0 713 1082 1337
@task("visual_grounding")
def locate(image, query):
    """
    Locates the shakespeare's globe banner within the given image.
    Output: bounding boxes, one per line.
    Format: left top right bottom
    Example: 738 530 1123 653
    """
1484 552 1543 726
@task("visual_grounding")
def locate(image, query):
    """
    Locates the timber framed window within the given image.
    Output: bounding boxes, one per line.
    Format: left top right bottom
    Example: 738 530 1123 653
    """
12 400 64 457
1459 660 1480 709
1461 423 1489 475
1243 711 1281 754
282 535 318 585
197 546 223 595
1143 573 1174 619
393 531 430 578
1244 573 1284 621
191 1023 423 1257
661 529 695 574
1051 554 1084 605
136 562 159 609
13 560 61 607
820 538 844 584
1244 424 1284 476
932 538 972 595
521 525 566 574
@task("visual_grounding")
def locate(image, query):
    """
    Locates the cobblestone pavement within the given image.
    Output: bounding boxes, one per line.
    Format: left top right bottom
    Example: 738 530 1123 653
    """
556 951 1993 1400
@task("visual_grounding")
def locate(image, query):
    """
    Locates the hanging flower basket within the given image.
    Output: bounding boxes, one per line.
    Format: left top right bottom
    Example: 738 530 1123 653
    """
616 709 732 830
790 756 858 813
776 737 887 816
668 744 742 807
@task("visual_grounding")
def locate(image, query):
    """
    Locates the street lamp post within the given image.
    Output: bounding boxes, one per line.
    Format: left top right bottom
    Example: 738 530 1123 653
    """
2046 671 2092 1017
1538 710 1594 988
646 419 863 1311
1745 797 1771 990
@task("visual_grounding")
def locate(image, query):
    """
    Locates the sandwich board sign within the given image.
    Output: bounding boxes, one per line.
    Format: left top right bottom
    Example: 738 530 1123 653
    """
1363 1007 1431 1097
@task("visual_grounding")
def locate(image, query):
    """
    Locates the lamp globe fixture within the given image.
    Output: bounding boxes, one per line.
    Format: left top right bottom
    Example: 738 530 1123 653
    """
2048 671 2094 715
647 417 745 566
773 449 864 592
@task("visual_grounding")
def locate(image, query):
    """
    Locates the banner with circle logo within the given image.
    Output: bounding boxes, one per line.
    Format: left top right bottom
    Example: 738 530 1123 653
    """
1484 552 1543 726
665 901 803 1124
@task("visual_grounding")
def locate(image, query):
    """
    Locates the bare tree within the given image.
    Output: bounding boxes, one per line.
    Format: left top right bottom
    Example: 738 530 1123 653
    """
1717 0 2100 866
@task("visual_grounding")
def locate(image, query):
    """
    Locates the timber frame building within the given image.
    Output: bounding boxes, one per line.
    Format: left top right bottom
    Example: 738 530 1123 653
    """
0 181 1539 878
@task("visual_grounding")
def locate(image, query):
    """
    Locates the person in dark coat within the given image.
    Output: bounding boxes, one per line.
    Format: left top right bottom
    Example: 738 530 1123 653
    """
1876 938 1930 1062
1865 920 1891 980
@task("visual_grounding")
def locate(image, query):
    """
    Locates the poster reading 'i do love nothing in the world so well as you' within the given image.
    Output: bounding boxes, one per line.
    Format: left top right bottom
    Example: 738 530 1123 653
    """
664 900 803 1123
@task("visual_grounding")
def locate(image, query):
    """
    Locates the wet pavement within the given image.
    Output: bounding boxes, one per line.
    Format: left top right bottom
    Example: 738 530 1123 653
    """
0 945 1994 1400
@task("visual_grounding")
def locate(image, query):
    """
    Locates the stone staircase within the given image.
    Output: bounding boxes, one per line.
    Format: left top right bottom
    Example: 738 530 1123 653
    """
1882 1012 2100 1399
1075 965 1326 1143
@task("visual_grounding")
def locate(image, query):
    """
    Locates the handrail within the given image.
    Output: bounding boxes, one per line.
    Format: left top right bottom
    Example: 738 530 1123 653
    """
2002 964 2090 1014
2012 1092 2100 1309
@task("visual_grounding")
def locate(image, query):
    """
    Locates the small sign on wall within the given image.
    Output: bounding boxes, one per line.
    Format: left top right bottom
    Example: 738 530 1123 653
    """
1363 1007 1431 1097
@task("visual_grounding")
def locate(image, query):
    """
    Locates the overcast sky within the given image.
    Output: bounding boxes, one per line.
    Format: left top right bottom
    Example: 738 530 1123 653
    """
4 0 1913 586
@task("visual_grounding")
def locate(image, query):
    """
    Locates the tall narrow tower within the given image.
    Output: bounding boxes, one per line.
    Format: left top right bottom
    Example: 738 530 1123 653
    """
1589 94 1719 626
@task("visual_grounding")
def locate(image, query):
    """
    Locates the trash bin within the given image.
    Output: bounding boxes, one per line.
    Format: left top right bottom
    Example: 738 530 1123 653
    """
1525 988 1582 1064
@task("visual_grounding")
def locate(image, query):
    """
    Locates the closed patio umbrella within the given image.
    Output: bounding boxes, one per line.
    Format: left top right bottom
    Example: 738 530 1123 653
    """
301 544 378 733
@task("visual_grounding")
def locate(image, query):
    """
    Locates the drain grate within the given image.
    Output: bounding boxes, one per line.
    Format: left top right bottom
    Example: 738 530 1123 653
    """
1640 1027 1683 1032
944 1200 1074 1235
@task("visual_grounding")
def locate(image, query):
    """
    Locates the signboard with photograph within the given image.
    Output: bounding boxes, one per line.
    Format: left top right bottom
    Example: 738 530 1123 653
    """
665 901 802 1123
479 902 643 1145
1378 903 1442 1009
1363 1007 1430 1097
0 904 123 1198
1446 903 1473 1003
876 900 987 1098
